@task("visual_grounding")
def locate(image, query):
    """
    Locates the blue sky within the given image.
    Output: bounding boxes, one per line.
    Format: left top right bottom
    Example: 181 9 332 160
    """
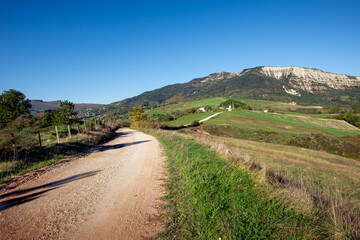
1 0 360 104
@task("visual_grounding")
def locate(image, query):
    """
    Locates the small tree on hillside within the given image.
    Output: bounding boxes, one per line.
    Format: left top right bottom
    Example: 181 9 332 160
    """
219 99 252 110
128 106 149 128
0 89 31 159
54 100 78 137
0 89 31 128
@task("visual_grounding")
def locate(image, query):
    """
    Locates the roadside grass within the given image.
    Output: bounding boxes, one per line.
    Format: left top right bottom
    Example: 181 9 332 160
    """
187 132 360 239
0 154 70 183
0 128 116 184
153 130 321 239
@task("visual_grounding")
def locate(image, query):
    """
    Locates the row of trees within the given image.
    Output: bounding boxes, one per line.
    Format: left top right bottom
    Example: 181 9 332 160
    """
0 89 79 159
0 89 79 129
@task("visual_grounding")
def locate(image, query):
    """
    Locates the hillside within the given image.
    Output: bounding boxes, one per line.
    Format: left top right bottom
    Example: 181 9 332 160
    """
30 100 104 117
112 66 360 108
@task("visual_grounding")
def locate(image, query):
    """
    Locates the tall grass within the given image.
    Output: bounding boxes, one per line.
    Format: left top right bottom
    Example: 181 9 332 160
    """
187 132 360 239
153 131 322 239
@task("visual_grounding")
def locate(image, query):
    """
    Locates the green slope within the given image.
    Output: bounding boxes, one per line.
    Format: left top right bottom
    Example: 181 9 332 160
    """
111 67 360 110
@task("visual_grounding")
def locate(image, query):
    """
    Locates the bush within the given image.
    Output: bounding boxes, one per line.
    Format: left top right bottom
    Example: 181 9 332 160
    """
219 99 251 110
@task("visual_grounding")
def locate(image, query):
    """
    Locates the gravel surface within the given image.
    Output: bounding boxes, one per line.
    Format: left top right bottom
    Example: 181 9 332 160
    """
0 128 166 240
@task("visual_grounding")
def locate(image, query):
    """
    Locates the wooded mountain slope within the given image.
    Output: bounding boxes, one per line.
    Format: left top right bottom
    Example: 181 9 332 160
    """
113 66 360 108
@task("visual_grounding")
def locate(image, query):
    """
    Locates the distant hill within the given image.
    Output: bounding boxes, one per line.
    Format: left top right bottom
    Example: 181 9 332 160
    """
112 66 360 108
30 100 104 117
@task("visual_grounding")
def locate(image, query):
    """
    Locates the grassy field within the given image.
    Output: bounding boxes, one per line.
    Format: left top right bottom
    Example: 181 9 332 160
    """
153 131 321 239
152 99 360 159
147 97 359 137
187 132 360 239
160 107 359 137
147 97 326 115
151 128 360 238
205 109 360 137
146 97 226 115
171 97 226 110
232 98 308 111
165 112 217 126
143 98 360 238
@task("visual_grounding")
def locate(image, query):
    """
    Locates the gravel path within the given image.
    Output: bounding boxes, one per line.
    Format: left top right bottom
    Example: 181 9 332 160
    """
0 128 166 240
199 112 222 122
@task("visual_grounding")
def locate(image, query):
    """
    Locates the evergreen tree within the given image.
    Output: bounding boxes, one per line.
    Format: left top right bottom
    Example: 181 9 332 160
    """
0 89 31 128
54 100 78 125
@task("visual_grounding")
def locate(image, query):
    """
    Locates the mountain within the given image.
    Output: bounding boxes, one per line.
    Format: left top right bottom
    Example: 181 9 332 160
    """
258 66 360 94
30 100 104 117
112 66 360 108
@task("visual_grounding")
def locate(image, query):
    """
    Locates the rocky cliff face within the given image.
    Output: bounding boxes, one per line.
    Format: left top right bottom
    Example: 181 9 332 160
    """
258 66 360 93
200 72 239 83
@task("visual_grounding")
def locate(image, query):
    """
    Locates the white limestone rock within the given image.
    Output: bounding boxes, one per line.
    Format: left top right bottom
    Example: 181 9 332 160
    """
260 66 360 93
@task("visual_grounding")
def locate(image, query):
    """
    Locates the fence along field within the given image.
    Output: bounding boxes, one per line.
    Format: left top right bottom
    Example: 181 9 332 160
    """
0 90 118 184
0 117 117 184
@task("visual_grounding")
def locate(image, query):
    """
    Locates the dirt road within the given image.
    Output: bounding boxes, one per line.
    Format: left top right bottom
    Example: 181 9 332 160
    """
0 128 166 240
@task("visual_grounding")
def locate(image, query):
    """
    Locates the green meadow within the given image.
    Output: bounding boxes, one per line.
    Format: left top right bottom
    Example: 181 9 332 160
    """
205 109 360 137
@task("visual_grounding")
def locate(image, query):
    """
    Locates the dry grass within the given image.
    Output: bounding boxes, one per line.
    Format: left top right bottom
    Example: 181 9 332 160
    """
271 113 360 132
0 127 117 184
183 131 360 239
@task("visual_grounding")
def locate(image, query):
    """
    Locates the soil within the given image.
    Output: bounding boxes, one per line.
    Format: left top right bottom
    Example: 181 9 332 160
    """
0 128 166 240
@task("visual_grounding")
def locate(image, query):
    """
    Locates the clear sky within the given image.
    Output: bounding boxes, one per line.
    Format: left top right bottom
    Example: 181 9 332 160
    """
1 0 360 104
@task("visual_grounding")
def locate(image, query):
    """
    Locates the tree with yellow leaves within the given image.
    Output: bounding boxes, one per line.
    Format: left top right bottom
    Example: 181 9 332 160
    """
128 106 148 128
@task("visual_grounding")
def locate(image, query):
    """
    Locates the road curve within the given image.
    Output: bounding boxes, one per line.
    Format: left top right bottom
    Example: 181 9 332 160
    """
0 128 166 240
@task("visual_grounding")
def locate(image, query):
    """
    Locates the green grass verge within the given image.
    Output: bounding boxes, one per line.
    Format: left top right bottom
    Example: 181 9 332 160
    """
187 132 360 238
154 132 319 239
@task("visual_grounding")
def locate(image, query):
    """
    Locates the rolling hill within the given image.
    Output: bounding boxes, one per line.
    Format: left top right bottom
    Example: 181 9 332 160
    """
30 100 104 117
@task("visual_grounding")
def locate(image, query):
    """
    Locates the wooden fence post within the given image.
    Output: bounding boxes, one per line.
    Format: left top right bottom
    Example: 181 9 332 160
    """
77 124 80 134
11 133 18 160
83 119 87 131
38 130 42 147
55 126 60 143
67 124 72 137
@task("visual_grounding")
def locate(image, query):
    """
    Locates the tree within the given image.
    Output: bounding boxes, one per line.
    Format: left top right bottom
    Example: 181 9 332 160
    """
219 99 251 110
128 106 150 128
54 100 78 137
351 104 360 114
54 100 78 125
0 89 31 128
